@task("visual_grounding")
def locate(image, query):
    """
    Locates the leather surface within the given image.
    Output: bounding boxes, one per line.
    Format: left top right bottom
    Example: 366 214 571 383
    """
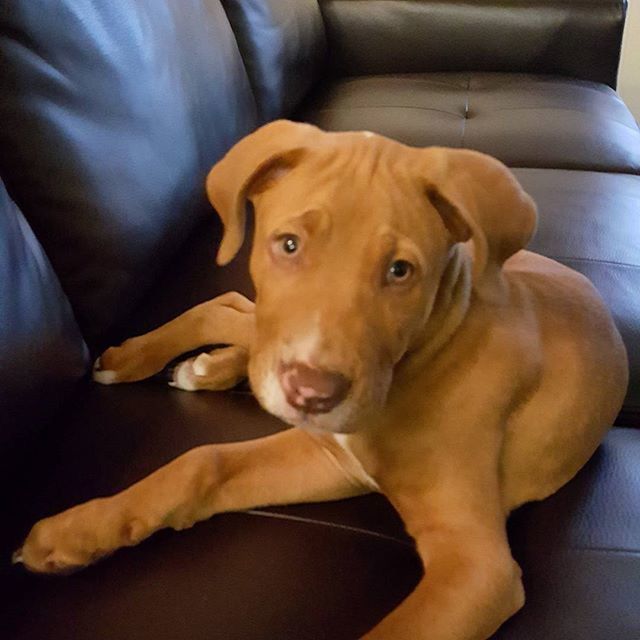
0 176 88 457
319 0 627 88
222 0 327 122
496 427 640 640
515 169 640 426
1 370 420 639
5 511 420 640
2 367 637 639
0 0 258 345
299 73 640 173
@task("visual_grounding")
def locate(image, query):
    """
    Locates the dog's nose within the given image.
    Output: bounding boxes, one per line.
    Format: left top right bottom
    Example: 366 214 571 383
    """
280 362 351 414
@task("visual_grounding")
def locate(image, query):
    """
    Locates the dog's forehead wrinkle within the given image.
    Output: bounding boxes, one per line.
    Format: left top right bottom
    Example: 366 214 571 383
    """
317 139 390 183
293 146 409 224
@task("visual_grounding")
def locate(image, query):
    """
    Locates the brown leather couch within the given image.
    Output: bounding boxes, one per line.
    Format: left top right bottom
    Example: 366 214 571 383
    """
1 1 639 638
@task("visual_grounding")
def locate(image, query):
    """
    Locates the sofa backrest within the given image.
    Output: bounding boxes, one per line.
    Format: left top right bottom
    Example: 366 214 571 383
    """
319 0 627 88
0 177 88 455
0 0 258 346
222 0 327 123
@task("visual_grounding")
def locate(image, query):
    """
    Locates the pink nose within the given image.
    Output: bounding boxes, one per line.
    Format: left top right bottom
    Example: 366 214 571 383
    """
280 362 351 414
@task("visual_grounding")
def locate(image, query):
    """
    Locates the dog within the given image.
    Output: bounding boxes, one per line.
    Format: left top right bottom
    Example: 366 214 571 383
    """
13 120 628 640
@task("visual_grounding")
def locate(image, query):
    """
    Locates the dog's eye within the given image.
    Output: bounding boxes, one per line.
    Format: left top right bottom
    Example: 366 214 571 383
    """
387 259 414 283
278 234 300 255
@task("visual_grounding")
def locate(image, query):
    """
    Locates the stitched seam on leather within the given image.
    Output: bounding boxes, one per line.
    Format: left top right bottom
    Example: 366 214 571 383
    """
328 0 624 7
490 106 639 131
338 76 467 89
312 105 464 117
509 178 640 195
244 509 415 548
549 256 640 270
508 165 640 175
567 547 640 555
338 75 617 95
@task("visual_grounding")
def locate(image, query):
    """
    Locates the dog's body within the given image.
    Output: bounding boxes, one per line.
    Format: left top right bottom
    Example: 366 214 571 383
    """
15 121 628 640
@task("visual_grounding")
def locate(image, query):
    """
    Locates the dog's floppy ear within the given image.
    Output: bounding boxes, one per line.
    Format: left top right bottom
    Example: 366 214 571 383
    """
206 120 321 265
420 148 538 290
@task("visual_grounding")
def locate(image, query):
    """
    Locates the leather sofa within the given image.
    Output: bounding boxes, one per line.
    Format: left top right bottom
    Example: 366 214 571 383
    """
1 1 639 638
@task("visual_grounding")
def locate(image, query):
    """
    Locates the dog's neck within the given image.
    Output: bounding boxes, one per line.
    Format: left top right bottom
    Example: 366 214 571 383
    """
405 243 473 370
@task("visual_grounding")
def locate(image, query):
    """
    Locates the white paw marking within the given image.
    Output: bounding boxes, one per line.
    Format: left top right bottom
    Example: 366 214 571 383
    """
192 353 212 377
170 360 198 391
93 370 117 385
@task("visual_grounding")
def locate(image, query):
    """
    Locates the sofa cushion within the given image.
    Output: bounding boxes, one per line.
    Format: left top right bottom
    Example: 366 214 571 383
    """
0 0 258 345
0 176 88 457
223 0 327 123
298 73 640 173
2 376 420 640
514 169 640 426
319 0 627 88
3 371 637 639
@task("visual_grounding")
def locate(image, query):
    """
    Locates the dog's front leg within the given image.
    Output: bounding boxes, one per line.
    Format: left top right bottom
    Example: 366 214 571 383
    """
14 428 374 574
94 291 255 384
362 496 524 640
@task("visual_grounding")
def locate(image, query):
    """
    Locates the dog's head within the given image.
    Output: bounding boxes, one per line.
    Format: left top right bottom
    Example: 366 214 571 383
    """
207 120 536 433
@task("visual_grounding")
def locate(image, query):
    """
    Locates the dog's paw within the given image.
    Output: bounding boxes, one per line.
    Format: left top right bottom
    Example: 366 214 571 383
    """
13 499 148 574
169 346 248 392
93 338 164 385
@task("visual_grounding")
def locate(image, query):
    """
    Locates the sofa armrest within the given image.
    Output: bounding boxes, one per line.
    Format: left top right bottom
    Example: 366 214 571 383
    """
319 0 628 88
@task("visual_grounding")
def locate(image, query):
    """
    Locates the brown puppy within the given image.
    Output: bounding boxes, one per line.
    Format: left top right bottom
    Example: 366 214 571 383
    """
14 121 628 640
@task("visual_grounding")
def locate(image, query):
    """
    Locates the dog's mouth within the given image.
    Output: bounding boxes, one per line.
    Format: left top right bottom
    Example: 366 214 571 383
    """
251 367 359 432
249 353 391 434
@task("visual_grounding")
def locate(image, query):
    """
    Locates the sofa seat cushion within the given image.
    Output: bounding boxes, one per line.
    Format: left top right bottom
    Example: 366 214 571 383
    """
497 427 640 640
3 389 638 640
298 73 640 173
2 383 420 640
